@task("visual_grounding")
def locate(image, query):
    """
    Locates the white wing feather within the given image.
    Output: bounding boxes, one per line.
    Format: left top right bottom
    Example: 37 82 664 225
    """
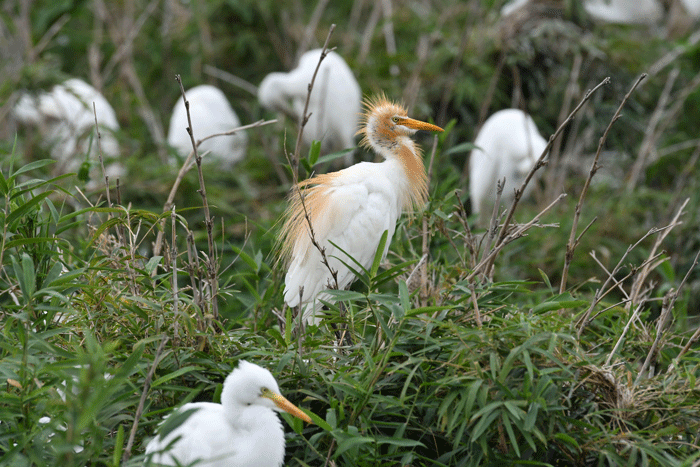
283 163 401 321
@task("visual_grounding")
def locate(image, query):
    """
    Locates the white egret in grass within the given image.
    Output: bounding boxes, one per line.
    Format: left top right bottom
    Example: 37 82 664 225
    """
258 49 361 165
469 109 548 225
12 78 124 182
278 95 443 325
145 360 312 467
167 84 248 169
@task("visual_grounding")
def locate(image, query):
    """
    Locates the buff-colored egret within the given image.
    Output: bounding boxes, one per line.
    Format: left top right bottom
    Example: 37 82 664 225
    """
167 84 248 169
145 361 312 467
12 78 124 181
279 95 443 324
469 109 548 225
258 49 361 165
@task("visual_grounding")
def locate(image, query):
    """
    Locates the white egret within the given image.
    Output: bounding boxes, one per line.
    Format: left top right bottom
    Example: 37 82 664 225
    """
469 109 548 225
12 78 124 182
279 95 443 324
145 360 312 467
258 49 362 165
584 0 663 24
167 84 248 169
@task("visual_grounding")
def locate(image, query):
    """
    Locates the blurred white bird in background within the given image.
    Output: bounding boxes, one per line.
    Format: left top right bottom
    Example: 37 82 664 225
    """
145 360 312 467
469 109 548 225
258 49 362 165
12 78 124 183
583 0 663 24
167 84 248 169
501 0 666 25
279 95 443 325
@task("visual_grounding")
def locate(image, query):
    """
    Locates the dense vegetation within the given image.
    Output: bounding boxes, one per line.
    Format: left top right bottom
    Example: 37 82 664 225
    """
2 1 700 466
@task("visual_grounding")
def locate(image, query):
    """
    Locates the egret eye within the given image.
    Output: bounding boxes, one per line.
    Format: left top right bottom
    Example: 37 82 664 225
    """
391 116 400 123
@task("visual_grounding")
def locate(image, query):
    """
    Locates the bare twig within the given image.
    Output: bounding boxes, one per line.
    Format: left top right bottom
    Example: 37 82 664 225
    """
292 24 336 174
640 249 700 380
152 119 277 257
420 135 439 306
283 26 340 327
628 198 688 307
576 226 668 337
495 77 611 253
297 0 331 59
546 53 582 198
121 335 168 465
560 74 646 294
627 69 678 191
171 205 180 345
203 64 259 96
468 193 566 282
176 74 219 321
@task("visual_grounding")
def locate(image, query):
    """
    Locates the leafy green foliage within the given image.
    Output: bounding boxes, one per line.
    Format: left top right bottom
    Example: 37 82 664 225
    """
3 1 700 466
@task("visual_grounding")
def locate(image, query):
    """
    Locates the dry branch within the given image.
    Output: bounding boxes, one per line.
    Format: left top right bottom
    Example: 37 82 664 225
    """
560 74 646 294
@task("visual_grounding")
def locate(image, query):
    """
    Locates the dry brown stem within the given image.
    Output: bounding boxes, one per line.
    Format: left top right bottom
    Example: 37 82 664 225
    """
560 73 646 294
495 76 611 258
152 118 277 257
175 74 218 321
121 335 168 465
291 24 336 174
420 135 439 306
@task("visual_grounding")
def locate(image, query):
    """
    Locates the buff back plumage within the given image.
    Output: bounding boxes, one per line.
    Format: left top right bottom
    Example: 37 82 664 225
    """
278 94 442 269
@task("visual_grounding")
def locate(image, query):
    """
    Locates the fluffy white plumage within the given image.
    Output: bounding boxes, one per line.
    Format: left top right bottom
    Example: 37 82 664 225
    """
12 78 124 180
279 96 443 324
469 109 548 224
167 85 248 169
584 0 663 24
145 361 311 467
258 49 361 164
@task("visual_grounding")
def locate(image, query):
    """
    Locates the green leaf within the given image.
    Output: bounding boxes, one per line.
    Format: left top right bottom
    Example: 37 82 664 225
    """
308 140 321 166
6 191 53 227
370 230 389 277
334 435 375 457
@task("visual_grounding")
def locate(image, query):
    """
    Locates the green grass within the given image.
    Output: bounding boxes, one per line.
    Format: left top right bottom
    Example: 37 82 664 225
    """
3 1 700 466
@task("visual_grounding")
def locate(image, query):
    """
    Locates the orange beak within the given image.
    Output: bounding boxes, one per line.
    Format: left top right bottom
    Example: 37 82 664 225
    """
263 388 313 424
400 117 444 133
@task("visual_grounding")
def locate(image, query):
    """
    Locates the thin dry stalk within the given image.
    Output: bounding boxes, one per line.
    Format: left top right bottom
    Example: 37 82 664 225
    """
152 119 277 257
605 299 647 367
170 205 180 345
638 249 700 382
467 193 566 282
494 77 612 256
175 74 219 321
546 53 582 198
576 227 668 337
628 67 700 191
452 189 478 270
121 335 168 465
668 320 700 374
357 3 382 65
97 0 166 151
403 34 431 113
420 135 439 306
437 19 471 127
628 198 689 307
291 24 336 174
203 64 259 96
627 69 678 191
282 26 341 327
560 74 647 294
297 0 331 59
